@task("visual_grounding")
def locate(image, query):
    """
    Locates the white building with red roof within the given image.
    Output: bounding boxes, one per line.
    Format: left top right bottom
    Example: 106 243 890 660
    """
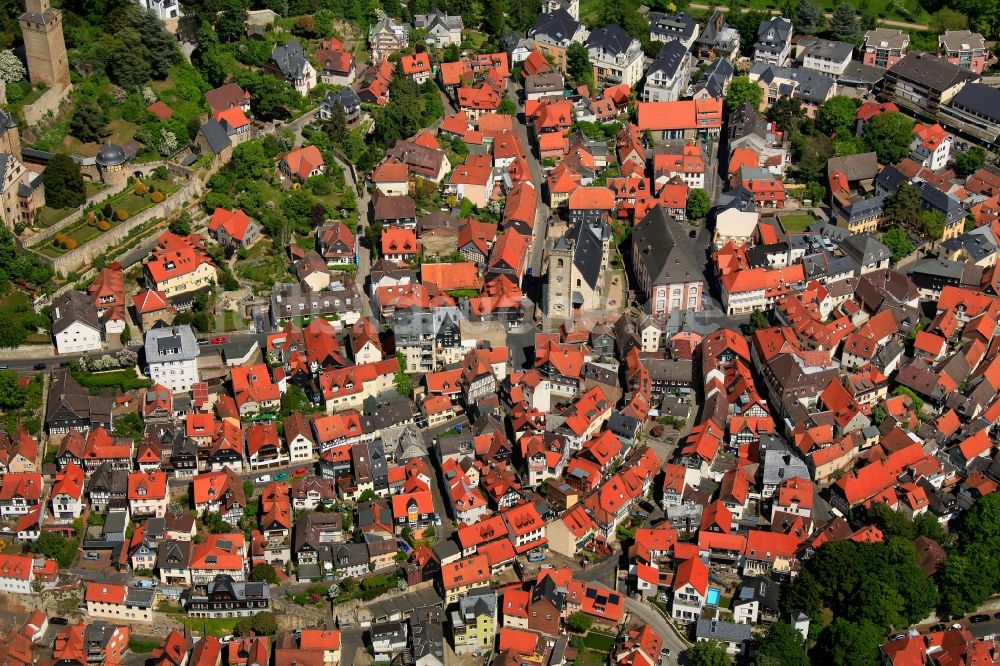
208 208 261 249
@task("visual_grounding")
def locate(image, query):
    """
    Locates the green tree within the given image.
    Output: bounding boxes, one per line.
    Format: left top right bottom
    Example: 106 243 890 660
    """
108 27 153 87
885 182 922 229
43 153 87 209
748 308 770 333
281 190 319 236
113 412 144 440
498 97 517 115
566 611 594 633
937 553 990 617
882 227 914 262
830 2 862 44
192 22 226 87
864 111 915 164
32 531 79 567
951 146 987 177
792 133 834 184
251 563 279 584
168 216 192 236
724 76 764 113
818 96 858 136
871 403 888 424
235 611 278 636
930 7 969 32
919 210 946 241
754 623 809 666
812 619 882 666
128 7 179 79
70 102 110 143
767 97 804 134
0 370 26 409
687 640 730 666
216 0 247 42
794 0 824 33
567 42 594 92
686 188 711 220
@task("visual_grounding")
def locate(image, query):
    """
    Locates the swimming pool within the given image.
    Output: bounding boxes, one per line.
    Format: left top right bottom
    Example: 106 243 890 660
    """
707 588 721 606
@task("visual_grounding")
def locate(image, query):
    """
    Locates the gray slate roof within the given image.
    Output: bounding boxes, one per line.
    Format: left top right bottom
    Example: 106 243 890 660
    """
270 40 311 80
144 325 200 363
696 618 752 643
632 206 704 287
52 290 100 337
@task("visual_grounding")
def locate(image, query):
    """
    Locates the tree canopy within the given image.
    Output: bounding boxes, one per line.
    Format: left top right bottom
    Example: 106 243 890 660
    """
724 76 764 113
44 154 87 209
686 189 711 220
754 623 809 666
687 640 730 666
818 96 858 136
864 111 915 164
794 0 824 33
830 2 862 43
882 227 914 262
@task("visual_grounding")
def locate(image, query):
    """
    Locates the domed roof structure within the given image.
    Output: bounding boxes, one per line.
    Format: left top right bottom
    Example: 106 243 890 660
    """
96 142 127 167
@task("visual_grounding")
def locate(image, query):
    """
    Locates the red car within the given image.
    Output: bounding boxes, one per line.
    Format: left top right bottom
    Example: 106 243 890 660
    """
211 336 228 344
291 468 308 477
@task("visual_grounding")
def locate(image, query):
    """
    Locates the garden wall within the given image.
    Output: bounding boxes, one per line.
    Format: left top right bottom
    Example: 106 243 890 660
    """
22 84 73 128
33 177 202 277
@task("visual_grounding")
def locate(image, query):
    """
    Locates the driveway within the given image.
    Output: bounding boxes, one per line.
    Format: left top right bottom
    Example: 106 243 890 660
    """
588 581 690 664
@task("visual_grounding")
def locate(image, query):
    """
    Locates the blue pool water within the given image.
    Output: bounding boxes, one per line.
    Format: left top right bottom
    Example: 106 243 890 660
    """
707 588 721 606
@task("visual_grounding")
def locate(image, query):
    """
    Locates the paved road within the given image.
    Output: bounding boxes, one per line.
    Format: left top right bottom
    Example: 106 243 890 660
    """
504 81 550 326
589 581 689 664
421 415 476 538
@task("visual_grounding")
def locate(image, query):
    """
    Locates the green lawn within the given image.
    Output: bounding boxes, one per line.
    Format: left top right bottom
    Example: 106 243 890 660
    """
0 290 49 344
34 178 178 256
573 649 608 666
168 614 240 638
35 206 75 229
780 213 815 232
240 239 294 287
582 632 616 651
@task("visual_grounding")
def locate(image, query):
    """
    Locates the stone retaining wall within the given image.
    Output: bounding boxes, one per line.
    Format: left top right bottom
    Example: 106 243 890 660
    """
22 84 73 128
32 177 202 277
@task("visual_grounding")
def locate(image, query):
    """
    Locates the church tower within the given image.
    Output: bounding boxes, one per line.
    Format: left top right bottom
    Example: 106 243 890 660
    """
18 0 70 90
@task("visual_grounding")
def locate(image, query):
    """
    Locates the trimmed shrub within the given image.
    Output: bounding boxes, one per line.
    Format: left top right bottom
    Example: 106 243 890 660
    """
134 183 148 195
86 212 97 224
102 203 113 218
97 220 111 231
150 191 165 203
115 209 128 221
64 239 77 250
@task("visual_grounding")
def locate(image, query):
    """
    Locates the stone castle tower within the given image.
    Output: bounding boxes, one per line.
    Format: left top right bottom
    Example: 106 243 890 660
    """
18 0 70 90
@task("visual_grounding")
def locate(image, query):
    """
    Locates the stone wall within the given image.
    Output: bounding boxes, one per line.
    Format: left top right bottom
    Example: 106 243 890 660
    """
22 84 72 128
32 177 202 277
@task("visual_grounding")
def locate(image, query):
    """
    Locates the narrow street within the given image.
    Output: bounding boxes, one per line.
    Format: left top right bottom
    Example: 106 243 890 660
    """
505 81 550 325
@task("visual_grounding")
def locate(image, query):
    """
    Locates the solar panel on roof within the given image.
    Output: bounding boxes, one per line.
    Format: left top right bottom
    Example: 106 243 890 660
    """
609 594 620 604
585 588 597 599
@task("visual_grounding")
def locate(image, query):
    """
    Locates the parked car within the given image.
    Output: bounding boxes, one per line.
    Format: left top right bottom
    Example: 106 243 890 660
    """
32 363 46 370
50 617 68 625
211 336 228 344
83 552 99 560
527 550 545 562
929 623 946 632
994 612 1000 620
274 472 289 481
134 580 157 589
970 614 990 623
291 467 308 477
220 635 234 645
256 474 271 483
